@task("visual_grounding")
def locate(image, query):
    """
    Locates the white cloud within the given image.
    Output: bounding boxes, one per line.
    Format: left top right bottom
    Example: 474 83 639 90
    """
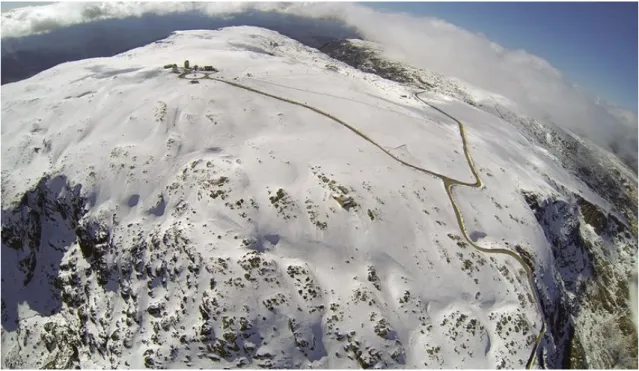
1 1 636 167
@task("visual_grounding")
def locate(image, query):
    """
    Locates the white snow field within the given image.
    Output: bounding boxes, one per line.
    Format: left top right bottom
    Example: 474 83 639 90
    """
0 27 627 369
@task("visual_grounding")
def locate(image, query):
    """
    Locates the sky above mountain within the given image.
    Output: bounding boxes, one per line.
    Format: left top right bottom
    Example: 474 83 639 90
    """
3 1 636 114
366 2 638 114
1 1 636 165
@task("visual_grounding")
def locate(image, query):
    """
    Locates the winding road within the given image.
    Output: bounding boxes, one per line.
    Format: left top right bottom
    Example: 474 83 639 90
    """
416 94 546 369
178 70 546 369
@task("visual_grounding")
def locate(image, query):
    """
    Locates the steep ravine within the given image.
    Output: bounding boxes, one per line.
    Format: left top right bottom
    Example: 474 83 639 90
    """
1 175 88 369
522 190 637 369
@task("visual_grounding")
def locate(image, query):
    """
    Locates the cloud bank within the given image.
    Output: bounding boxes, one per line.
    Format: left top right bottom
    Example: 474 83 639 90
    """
2 2 637 169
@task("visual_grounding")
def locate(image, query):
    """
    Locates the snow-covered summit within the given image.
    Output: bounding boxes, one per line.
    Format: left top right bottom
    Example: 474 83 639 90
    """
2 27 636 369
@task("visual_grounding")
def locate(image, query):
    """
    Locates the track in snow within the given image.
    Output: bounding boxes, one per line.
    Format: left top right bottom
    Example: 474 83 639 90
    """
175 69 546 369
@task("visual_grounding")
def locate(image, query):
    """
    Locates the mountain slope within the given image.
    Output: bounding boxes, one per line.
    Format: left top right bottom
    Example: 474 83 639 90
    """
320 37 638 369
320 39 638 231
1 27 636 369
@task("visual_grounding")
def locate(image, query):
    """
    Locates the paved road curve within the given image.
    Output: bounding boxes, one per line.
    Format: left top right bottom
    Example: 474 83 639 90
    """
178 71 546 369
414 93 546 369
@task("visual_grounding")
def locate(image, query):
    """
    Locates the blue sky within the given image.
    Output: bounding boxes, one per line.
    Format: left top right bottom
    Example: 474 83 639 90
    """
364 2 638 113
2 2 636 113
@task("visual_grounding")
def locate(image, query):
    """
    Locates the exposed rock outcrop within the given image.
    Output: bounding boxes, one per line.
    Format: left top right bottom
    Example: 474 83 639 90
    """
522 190 637 369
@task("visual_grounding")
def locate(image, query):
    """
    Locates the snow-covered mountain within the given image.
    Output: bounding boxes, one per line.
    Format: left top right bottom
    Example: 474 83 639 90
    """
1 26 636 369
322 38 639 369
320 39 638 221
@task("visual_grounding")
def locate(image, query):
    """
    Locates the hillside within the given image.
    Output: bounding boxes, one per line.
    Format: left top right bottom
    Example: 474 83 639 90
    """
1 26 636 369
321 38 639 369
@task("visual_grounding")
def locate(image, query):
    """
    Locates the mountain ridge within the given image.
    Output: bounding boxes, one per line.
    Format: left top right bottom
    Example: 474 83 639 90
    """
1 26 636 369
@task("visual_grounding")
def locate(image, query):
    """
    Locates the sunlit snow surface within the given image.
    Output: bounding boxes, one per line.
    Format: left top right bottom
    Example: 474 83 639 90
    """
0 27 616 369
